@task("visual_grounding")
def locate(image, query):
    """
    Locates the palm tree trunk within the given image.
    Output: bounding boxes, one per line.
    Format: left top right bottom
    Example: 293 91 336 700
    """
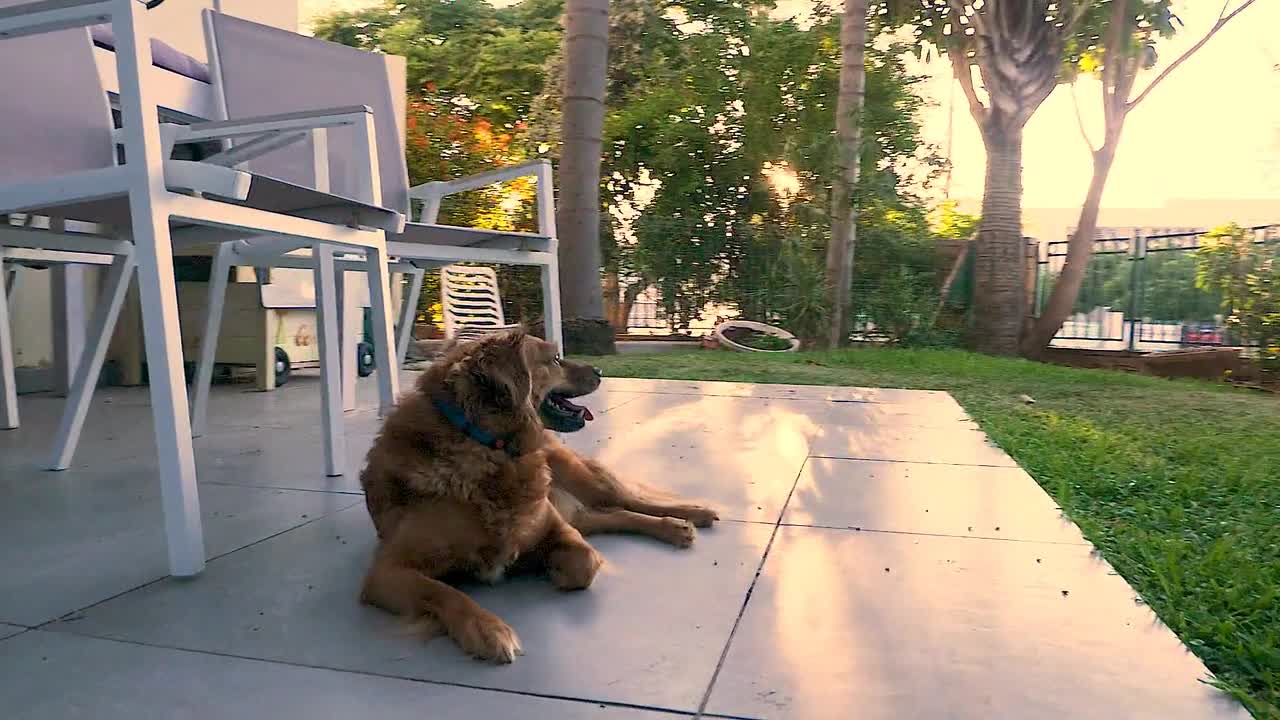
825 0 866 349
970 123 1027 355
558 0 609 322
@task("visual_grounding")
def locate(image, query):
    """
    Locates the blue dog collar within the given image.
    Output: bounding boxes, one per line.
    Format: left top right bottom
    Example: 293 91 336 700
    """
432 393 519 457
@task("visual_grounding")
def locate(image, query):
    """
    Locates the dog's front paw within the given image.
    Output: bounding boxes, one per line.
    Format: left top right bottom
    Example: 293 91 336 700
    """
683 505 720 528
549 544 603 591
656 517 697 548
454 611 523 664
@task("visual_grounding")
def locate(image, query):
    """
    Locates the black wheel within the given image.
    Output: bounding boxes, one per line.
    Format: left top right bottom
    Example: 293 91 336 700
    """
356 341 375 377
273 346 291 387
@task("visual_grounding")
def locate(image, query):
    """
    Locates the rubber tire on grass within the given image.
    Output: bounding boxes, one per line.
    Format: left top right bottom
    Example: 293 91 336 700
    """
274 346 291 387
712 320 801 353
356 341 375 377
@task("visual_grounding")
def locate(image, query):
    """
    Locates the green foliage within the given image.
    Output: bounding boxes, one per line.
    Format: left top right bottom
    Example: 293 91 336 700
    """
929 200 979 241
743 229 831 346
314 0 946 341
1196 224 1280 369
853 203 956 346
312 0 559 127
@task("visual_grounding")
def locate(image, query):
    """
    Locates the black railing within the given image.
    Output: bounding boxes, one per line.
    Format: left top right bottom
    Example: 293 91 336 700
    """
1033 224 1279 351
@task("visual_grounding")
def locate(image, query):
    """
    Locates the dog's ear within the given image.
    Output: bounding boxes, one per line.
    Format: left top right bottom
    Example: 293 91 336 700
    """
469 331 534 415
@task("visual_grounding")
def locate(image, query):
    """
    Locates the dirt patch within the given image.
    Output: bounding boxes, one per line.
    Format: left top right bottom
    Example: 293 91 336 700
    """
1040 346 1269 385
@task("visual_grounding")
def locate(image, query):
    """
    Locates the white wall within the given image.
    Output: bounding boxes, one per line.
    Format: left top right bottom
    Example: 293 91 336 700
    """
1022 199 1280 244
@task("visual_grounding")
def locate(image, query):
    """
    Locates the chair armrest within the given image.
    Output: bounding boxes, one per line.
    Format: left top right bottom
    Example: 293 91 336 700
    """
173 105 384 207
408 160 550 199
408 160 555 236
173 106 373 144
0 0 113 39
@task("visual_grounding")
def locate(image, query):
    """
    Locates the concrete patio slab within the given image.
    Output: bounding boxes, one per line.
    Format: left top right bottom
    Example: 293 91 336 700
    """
602 376 962 407
808 422 1018 467
1 466 359 625
0 631 686 720
1 375 1245 719
48 503 772 714
705 525 1246 720
560 394 815 522
784 458 1086 544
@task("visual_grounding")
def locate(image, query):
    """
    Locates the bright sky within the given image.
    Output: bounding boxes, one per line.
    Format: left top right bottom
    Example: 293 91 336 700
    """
305 0 1280 210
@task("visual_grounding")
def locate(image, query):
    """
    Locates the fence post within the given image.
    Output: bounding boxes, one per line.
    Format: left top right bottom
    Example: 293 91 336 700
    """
1126 227 1145 352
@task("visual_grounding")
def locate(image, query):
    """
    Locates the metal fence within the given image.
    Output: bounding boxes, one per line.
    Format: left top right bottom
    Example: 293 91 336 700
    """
1033 224 1280 352
624 299 722 336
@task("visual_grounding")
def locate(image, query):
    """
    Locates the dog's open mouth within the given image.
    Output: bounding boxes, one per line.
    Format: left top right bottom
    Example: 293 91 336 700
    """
540 392 595 432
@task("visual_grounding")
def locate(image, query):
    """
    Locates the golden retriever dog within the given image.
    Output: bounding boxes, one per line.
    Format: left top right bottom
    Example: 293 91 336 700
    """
359 329 719 663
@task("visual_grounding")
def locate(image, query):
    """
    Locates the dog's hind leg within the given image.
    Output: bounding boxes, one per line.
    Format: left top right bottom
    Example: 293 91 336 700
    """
545 438 720 528
360 545 522 664
570 507 697 548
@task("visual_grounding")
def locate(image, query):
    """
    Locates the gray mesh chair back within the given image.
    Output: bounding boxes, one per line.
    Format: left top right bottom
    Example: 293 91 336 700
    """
0 19 114 188
203 10 410 217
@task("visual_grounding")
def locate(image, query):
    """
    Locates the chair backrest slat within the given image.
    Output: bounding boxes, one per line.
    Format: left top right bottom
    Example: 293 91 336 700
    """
0 7 114 185
440 265 507 337
203 10 410 216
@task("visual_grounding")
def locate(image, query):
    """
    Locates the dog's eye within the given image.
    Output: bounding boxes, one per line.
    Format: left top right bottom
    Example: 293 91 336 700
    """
553 357 563 366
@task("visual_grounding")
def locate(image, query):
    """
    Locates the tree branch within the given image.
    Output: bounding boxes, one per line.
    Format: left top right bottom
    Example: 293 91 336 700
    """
1100 0 1129 128
952 49 988 123
946 0 981 37
1129 0 1258 110
1070 79 1096 152
1064 0 1098 38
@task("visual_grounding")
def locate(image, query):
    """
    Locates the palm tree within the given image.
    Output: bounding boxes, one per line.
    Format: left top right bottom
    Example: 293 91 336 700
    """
557 0 614 353
825 0 867 348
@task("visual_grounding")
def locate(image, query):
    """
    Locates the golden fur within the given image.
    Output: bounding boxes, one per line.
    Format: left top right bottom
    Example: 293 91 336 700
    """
359 330 719 663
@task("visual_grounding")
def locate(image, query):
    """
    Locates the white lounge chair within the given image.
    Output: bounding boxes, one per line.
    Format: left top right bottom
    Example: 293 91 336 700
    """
0 0 403 577
440 265 522 343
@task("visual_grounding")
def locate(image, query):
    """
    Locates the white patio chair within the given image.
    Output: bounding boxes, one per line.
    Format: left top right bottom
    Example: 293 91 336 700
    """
183 10 410 476
186 14 563 440
0 0 403 577
0 236 132 435
440 265 522 344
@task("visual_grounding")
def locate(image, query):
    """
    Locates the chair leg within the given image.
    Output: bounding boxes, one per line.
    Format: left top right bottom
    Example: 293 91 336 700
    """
336 270 357 413
0 256 18 430
396 268 424 367
114 0 204 578
364 242 400 416
131 219 206 578
48 253 137 470
541 260 565 357
51 264 89 397
190 244 233 438
312 244 346 477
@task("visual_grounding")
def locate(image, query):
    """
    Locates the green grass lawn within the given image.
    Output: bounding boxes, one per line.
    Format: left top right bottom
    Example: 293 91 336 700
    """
581 348 1280 717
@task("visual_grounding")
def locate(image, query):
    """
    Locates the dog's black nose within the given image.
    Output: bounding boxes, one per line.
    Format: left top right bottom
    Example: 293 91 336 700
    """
592 366 603 378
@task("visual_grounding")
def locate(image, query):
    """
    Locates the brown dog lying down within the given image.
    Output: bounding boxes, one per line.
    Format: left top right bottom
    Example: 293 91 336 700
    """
359 330 719 663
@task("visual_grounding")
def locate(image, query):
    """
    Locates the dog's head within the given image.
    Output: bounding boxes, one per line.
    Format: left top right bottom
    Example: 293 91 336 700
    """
444 329 601 433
